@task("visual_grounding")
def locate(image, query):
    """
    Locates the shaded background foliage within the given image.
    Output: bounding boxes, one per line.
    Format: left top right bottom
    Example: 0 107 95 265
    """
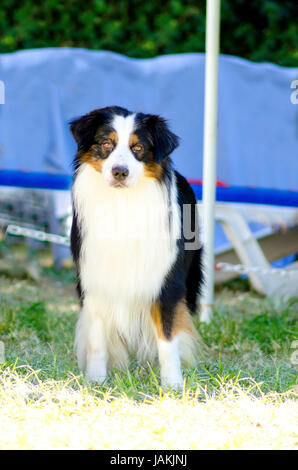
0 0 297 66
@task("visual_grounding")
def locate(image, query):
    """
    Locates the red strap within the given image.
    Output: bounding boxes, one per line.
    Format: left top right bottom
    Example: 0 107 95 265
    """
187 179 229 187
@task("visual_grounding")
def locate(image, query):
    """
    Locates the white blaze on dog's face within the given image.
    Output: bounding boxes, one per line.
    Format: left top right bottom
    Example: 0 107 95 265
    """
101 114 144 188
70 106 179 188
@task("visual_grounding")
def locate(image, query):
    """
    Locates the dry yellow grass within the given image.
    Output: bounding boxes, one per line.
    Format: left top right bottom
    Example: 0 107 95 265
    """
0 368 297 450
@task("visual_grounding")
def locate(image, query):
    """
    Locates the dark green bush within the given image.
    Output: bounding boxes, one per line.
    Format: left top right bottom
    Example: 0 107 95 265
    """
0 0 297 66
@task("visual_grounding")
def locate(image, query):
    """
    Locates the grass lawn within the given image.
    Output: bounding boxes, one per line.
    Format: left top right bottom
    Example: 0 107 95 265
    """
0 240 297 450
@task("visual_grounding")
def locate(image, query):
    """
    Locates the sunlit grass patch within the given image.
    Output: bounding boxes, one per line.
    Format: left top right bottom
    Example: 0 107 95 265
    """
0 365 297 450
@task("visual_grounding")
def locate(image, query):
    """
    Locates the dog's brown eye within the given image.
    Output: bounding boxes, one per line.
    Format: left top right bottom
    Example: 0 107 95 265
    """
132 144 143 153
102 140 113 150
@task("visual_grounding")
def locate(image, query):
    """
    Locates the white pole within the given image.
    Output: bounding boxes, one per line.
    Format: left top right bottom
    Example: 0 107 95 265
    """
200 0 221 323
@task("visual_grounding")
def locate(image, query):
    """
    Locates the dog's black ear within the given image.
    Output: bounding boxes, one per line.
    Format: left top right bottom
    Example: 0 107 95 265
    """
146 115 179 163
70 109 107 151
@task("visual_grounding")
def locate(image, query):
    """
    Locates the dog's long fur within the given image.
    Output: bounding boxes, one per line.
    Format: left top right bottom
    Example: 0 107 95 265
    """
70 106 203 388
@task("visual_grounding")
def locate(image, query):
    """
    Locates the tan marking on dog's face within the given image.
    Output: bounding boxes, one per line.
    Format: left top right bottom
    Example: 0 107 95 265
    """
94 128 118 144
78 130 119 173
128 134 163 180
79 147 104 173
129 133 139 147
105 130 118 146
129 133 145 160
144 161 164 181
94 131 118 158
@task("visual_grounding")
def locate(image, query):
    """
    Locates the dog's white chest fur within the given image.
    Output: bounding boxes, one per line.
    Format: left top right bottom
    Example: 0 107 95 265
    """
73 164 180 362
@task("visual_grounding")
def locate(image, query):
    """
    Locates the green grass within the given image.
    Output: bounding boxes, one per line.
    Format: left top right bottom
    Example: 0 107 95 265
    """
0 241 297 449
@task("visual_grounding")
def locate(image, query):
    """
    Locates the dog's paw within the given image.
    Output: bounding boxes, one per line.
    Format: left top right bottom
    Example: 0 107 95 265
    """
86 362 107 385
86 373 107 385
161 372 184 391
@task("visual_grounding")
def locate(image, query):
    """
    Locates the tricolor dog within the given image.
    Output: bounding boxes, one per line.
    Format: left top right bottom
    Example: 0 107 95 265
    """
70 106 203 389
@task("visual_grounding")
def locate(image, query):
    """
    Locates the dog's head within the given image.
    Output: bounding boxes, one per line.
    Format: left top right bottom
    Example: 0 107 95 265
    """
70 106 179 188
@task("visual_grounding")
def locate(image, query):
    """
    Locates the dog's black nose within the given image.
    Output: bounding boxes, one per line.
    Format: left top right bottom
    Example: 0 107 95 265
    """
112 165 129 181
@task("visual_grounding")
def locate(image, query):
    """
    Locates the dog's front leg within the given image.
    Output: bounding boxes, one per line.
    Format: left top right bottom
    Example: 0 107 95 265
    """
157 336 183 390
152 296 198 390
152 303 183 390
75 297 108 384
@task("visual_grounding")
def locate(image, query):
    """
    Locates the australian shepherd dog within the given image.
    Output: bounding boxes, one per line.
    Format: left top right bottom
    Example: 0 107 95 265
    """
70 106 203 389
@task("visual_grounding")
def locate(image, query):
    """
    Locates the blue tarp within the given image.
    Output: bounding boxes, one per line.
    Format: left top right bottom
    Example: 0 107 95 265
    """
0 48 297 191
1 169 298 208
